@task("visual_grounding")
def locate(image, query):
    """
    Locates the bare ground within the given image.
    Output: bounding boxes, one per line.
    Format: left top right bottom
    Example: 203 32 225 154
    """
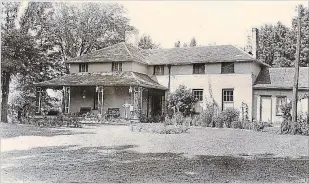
1 123 309 183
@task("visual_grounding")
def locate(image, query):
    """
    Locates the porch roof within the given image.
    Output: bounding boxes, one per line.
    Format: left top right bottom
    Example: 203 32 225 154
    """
35 72 168 90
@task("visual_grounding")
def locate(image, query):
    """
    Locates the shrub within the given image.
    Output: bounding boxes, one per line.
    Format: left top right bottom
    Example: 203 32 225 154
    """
280 102 292 121
167 85 197 116
231 121 242 129
163 112 193 128
191 115 203 126
199 105 215 127
244 120 265 131
131 123 189 134
221 108 240 128
212 114 224 128
139 114 148 123
294 115 309 136
190 102 219 127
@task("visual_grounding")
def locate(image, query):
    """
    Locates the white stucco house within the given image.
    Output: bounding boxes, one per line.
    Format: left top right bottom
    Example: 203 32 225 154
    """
36 28 309 125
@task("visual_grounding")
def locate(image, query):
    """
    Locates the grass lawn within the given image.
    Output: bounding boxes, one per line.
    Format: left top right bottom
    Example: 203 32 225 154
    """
1 123 309 183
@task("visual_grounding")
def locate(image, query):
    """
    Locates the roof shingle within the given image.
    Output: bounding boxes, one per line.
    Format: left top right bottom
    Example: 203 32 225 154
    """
65 42 259 65
141 45 255 65
253 67 309 90
35 72 167 90
65 42 147 64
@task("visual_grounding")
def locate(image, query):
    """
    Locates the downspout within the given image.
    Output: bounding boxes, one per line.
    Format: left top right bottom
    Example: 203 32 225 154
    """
166 65 171 115
168 65 171 91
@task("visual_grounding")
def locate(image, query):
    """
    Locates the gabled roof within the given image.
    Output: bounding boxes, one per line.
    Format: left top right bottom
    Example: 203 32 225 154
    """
65 42 264 65
35 71 167 90
65 42 147 64
141 45 256 65
253 67 309 90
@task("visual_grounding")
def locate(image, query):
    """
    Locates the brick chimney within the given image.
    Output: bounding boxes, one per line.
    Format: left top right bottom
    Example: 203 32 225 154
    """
125 29 139 47
251 28 259 59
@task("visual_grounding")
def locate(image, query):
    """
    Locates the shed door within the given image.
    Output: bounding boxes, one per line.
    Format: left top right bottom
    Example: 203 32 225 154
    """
260 96 272 122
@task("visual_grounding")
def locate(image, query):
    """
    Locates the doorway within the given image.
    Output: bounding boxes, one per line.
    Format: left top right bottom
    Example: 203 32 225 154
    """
260 96 272 122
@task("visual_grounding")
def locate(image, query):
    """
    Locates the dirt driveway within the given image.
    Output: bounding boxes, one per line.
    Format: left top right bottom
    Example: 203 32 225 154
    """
1 123 309 183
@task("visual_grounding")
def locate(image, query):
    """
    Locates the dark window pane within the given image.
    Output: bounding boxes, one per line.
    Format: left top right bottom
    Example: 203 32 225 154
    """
221 62 235 73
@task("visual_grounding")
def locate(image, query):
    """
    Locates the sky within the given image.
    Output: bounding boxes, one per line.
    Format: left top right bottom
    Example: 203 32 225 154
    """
118 1 309 48
16 0 308 48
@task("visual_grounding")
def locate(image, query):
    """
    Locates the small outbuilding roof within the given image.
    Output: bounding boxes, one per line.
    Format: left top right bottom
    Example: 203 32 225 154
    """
253 67 309 90
35 71 168 90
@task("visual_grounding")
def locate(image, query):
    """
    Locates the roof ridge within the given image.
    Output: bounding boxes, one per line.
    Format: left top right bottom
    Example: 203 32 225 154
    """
133 72 159 85
123 42 135 61
231 45 255 59
131 72 141 86
66 42 125 62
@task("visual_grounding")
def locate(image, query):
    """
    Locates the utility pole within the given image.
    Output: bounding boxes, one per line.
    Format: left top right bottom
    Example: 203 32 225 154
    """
291 5 302 129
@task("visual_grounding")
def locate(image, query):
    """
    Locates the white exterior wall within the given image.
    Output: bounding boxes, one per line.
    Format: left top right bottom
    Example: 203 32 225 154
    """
132 62 148 74
69 62 133 73
154 74 253 119
253 89 309 126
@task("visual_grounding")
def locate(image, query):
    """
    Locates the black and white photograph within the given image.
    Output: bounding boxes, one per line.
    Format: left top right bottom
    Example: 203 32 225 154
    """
1 1 309 183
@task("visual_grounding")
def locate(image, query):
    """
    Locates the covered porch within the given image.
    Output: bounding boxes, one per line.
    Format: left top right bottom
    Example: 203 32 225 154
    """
35 72 168 120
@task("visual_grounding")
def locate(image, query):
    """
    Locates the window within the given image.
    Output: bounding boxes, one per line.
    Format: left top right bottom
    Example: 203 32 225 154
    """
222 89 234 110
79 63 88 72
221 62 234 74
154 65 164 75
193 64 205 74
193 89 203 101
112 62 122 72
276 96 287 115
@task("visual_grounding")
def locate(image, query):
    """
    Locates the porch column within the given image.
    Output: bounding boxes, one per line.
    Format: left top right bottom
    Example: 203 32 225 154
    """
35 87 43 115
63 86 70 114
97 86 104 115
132 86 142 120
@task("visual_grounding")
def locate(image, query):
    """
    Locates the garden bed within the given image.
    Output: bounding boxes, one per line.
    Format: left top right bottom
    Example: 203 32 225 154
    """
131 123 189 134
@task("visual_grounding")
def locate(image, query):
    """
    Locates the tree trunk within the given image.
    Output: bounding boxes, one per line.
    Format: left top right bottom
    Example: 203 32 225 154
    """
1 71 11 123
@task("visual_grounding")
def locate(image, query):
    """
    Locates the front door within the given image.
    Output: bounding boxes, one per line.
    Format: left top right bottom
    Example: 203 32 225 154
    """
260 96 272 122
152 95 162 116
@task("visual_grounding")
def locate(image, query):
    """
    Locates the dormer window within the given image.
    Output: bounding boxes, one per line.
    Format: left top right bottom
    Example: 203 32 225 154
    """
154 65 164 75
221 62 234 74
112 62 122 72
79 63 88 72
193 64 205 74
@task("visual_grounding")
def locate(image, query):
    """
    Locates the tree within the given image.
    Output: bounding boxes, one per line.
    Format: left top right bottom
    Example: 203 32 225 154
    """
190 37 197 47
1 2 65 122
292 5 309 67
138 35 160 49
50 2 134 61
167 85 197 116
174 40 180 47
1 2 135 122
257 5 309 67
257 22 295 67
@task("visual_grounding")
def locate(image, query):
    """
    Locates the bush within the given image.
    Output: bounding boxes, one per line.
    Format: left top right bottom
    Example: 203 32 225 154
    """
167 85 197 116
221 108 240 128
131 123 189 134
140 114 165 123
280 102 292 121
191 115 203 126
231 121 242 129
164 112 191 126
212 114 224 128
294 115 309 135
190 102 219 127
